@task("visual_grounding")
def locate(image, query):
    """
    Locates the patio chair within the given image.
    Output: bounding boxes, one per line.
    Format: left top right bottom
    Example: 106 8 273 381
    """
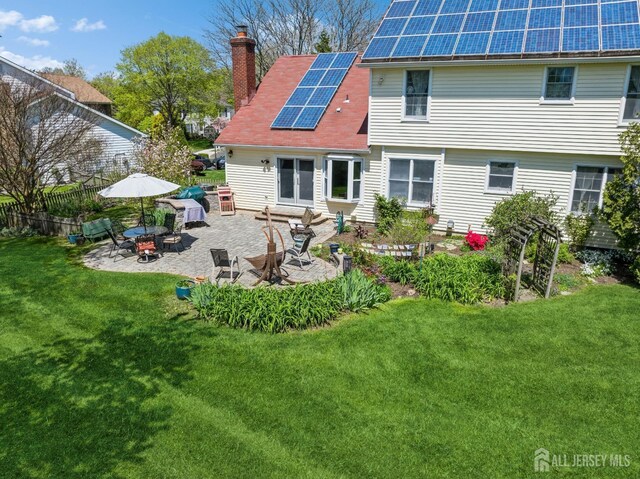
162 213 176 234
210 248 242 283
288 207 316 238
135 234 157 263
106 229 135 261
286 234 313 270
162 225 185 253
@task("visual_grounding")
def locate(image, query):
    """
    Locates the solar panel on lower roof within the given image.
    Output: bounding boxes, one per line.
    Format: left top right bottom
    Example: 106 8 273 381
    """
271 52 357 130
361 0 640 61
293 107 326 129
272 107 303 129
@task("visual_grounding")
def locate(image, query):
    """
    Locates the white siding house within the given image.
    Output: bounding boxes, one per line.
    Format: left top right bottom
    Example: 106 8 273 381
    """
366 60 631 245
0 55 145 181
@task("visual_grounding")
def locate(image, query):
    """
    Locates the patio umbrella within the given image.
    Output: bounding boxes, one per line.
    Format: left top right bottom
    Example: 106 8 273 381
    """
98 173 180 233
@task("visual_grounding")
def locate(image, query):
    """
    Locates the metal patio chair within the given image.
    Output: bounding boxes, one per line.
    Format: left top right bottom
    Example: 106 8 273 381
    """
210 248 241 283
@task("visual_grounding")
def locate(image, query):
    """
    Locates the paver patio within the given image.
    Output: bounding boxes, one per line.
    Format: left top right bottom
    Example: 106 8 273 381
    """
84 210 338 286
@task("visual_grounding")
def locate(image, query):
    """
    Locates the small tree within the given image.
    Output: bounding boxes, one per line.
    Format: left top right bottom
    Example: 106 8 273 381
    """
485 190 559 243
599 123 640 252
0 73 103 213
599 123 640 281
314 30 332 53
134 125 192 185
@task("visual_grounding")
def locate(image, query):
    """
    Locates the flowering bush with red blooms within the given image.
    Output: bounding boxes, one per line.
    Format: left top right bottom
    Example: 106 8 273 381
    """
465 231 489 251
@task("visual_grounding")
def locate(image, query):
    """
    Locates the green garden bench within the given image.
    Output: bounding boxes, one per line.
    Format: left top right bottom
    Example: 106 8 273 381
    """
82 218 113 242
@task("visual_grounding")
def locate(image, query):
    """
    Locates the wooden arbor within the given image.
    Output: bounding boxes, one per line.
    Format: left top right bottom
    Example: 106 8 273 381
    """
503 216 562 301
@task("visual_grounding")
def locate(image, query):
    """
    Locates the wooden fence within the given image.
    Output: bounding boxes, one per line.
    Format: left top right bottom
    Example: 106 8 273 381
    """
0 184 108 229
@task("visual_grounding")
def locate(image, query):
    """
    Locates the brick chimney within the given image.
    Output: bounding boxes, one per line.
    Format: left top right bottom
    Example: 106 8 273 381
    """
230 25 256 111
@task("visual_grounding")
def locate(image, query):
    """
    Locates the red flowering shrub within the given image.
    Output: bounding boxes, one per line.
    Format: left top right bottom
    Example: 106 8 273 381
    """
465 231 489 251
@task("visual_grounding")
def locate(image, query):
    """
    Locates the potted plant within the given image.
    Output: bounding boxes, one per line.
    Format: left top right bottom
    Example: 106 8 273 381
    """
175 279 196 300
67 232 84 245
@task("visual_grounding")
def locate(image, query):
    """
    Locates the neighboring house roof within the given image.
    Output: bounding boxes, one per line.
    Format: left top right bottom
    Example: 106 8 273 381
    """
41 73 112 104
216 55 369 152
362 0 640 63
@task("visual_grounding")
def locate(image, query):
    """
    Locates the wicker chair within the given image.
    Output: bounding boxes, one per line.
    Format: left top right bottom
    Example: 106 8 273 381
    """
210 249 241 283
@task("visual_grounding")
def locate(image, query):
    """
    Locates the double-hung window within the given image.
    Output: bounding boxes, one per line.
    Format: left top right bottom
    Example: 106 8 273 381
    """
323 156 362 202
570 166 622 214
486 161 516 193
543 67 576 101
623 66 640 121
388 158 435 206
404 70 430 120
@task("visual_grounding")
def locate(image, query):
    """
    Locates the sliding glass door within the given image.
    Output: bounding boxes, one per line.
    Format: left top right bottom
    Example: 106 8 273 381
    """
277 158 314 206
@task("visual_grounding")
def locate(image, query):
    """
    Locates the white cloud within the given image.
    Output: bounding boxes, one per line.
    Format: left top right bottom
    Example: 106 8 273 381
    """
0 47 63 70
17 36 50 47
0 10 23 30
20 15 58 33
71 18 106 32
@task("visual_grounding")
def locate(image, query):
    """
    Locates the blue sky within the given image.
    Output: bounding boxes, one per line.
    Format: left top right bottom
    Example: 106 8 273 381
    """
0 1 388 79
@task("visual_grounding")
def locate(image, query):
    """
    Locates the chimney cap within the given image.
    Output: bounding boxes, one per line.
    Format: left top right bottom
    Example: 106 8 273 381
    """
236 25 248 37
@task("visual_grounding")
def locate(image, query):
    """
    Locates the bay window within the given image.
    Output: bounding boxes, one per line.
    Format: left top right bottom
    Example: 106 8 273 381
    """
324 156 363 202
388 158 435 206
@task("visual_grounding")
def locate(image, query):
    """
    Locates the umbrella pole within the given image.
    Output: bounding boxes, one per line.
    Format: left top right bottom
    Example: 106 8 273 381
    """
140 197 147 233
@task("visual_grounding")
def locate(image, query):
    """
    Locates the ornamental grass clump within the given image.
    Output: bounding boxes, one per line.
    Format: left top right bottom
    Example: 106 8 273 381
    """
189 271 390 333
410 253 504 304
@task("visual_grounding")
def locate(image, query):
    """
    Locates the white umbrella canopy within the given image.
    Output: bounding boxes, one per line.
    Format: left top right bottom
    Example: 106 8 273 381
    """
99 173 181 233
98 173 180 198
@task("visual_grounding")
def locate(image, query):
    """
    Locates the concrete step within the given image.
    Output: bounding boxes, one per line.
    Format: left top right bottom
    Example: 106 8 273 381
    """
254 207 327 225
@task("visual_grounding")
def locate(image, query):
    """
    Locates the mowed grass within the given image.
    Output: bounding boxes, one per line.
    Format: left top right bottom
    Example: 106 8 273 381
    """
0 237 638 478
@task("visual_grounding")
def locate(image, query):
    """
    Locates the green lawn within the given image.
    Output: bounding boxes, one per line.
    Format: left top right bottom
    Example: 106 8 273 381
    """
0 238 638 478
198 169 226 184
188 139 213 153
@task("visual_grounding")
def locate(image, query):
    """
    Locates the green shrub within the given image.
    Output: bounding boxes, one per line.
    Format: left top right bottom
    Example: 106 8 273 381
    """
47 197 104 218
387 210 430 246
153 208 172 227
0 227 37 238
189 272 390 333
377 256 417 285
485 191 559 244
556 243 575 264
631 256 640 284
374 194 405 234
410 253 504 304
563 213 594 251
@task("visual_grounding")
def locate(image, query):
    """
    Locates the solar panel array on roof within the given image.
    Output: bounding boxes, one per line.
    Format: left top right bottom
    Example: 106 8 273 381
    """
362 0 640 61
271 52 357 129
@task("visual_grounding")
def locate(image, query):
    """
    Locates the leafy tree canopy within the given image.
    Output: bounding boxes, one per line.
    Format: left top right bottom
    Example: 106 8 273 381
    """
116 32 224 130
40 58 87 80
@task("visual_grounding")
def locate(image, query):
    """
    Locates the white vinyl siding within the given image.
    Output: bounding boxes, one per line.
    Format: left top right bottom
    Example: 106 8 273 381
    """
225 146 381 223
370 63 628 156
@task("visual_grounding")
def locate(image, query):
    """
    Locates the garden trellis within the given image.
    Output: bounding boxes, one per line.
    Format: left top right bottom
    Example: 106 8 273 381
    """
503 216 562 301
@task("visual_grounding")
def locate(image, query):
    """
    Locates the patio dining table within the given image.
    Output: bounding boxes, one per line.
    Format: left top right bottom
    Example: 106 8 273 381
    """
123 226 169 239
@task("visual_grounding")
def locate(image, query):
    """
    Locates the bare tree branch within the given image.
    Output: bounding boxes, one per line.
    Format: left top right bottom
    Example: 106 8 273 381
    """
0 73 104 213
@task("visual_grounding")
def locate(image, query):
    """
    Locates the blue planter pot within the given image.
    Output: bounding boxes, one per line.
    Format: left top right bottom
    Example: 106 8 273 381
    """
329 243 340 254
67 234 83 244
175 280 196 300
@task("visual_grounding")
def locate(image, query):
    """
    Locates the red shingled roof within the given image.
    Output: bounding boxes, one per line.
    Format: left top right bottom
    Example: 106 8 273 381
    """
216 54 369 152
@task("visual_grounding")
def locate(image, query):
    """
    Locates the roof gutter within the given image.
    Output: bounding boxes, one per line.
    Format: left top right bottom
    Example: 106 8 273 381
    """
358 54 640 69
215 142 371 155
